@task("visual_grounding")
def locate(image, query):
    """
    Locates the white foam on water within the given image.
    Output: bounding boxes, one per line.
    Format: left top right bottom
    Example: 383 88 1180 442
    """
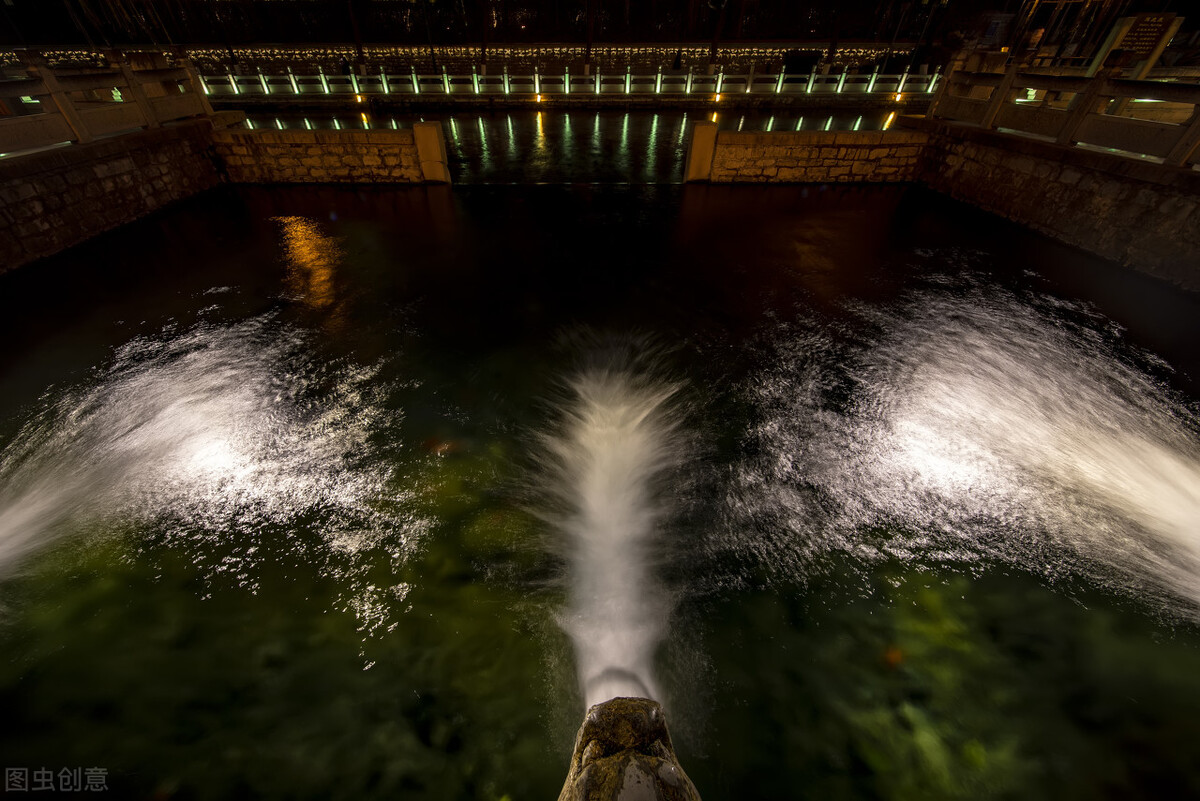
0 315 425 633
734 286 1200 617
542 364 683 709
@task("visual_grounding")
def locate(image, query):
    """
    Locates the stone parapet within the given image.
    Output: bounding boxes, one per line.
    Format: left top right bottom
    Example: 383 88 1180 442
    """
211 127 426 183
0 120 220 274
905 116 1200 289
698 129 928 183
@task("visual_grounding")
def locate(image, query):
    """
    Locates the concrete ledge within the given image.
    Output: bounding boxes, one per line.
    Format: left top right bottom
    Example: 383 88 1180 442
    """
214 128 415 146
211 95 936 113
716 129 927 147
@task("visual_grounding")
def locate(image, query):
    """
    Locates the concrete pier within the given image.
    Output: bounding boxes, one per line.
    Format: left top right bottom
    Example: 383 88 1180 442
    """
209 120 450 184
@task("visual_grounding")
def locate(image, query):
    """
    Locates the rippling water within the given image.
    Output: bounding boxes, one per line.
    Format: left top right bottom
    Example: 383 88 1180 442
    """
721 281 1200 620
0 314 424 634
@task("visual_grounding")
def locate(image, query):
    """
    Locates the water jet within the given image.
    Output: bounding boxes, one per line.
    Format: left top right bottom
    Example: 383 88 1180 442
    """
542 360 701 799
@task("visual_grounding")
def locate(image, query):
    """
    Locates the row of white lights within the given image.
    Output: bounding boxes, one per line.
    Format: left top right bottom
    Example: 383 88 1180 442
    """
243 111 898 133
211 65 937 99
1 45 908 75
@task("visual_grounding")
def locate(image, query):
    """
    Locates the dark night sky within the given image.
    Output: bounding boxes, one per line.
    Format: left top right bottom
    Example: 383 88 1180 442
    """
0 1 1195 49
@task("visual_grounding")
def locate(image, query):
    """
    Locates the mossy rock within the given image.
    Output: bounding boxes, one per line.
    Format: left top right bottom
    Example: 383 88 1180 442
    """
558 697 701 801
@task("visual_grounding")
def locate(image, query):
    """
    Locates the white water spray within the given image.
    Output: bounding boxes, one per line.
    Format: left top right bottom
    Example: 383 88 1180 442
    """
735 285 1200 617
543 366 682 709
0 316 422 632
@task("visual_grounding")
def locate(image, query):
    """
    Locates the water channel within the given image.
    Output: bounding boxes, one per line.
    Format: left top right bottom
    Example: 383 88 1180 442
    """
2 112 1199 800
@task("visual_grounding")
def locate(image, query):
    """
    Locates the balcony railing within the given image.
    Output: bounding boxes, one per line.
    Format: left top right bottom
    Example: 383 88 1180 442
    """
0 57 215 155
929 65 1200 168
197 66 940 101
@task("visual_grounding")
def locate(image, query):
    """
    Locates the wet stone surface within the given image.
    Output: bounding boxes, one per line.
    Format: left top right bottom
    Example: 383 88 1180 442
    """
559 698 701 801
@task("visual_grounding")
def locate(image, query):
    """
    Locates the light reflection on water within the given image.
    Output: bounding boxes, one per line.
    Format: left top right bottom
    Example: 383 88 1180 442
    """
276 216 339 311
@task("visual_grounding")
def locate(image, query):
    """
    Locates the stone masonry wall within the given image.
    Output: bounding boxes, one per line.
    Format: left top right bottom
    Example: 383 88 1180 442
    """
211 129 423 183
0 120 220 274
708 130 928 183
7 115 1200 289
907 118 1200 289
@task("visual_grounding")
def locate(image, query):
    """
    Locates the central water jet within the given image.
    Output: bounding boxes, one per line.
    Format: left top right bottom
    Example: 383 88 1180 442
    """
544 365 680 709
542 360 700 800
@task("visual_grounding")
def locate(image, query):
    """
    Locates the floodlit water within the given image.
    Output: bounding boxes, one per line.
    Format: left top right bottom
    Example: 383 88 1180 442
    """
542 358 683 708
2 181 1200 800
727 283 1200 614
0 316 422 635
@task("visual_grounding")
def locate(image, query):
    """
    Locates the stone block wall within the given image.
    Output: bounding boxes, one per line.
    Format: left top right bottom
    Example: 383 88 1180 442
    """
908 118 1200 289
211 129 423 183
0 120 220 274
707 130 928 183
7 113 1200 289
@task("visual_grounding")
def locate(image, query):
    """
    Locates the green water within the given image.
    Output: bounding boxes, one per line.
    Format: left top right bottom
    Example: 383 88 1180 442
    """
1 183 1199 800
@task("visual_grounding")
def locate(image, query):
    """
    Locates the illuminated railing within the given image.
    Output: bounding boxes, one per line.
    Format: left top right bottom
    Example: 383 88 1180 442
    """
0 56 217 154
929 65 1200 168
197 68 940 101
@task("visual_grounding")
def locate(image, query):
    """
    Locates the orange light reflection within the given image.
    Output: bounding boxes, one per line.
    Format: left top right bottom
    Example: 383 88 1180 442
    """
276 216 340 312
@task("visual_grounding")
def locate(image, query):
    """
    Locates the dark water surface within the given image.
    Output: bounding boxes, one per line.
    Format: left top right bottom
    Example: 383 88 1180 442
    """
1 182 1199 801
